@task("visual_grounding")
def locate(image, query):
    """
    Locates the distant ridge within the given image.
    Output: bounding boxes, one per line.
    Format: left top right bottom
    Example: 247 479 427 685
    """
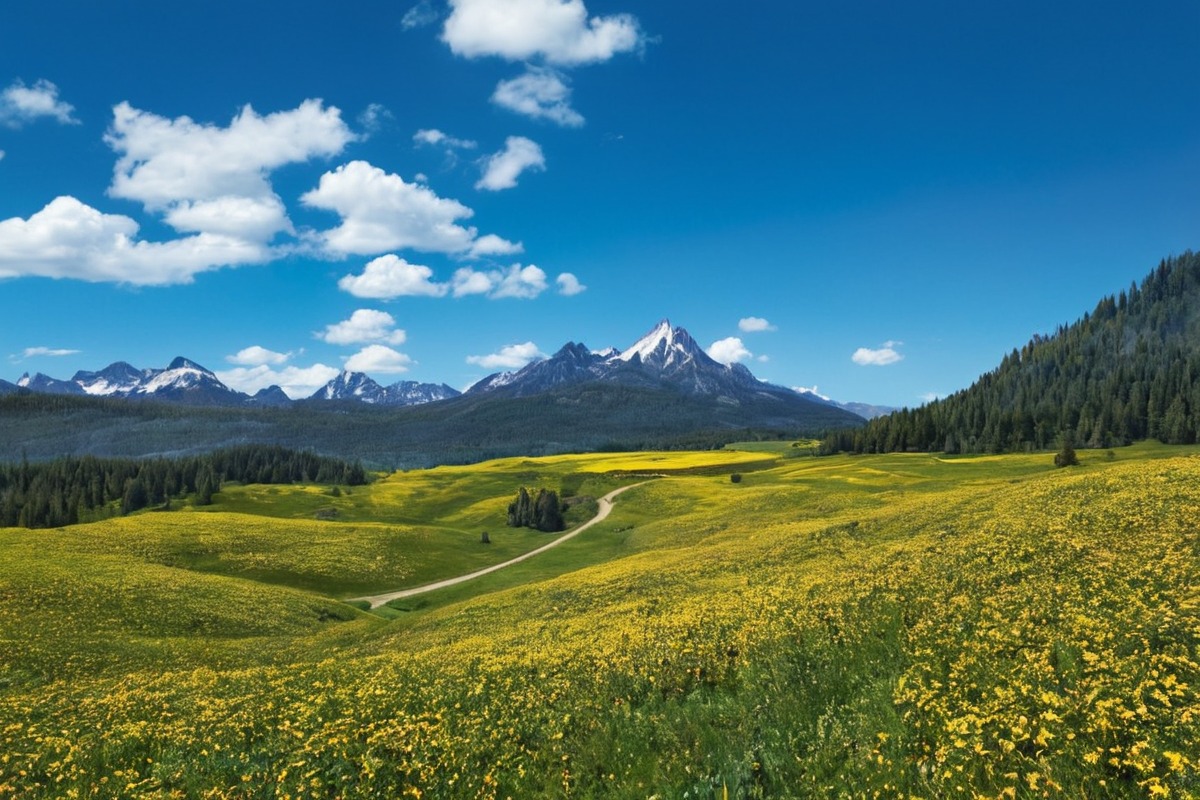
826 251 1200 454
309 371 461 406
1 319 867 467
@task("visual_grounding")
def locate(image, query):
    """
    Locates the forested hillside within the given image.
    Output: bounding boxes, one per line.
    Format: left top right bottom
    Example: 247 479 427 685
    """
824 251 1200 454
0 445 366 529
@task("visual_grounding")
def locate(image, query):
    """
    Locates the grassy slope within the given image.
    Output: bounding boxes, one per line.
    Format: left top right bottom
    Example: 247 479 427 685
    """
0 444 1198 797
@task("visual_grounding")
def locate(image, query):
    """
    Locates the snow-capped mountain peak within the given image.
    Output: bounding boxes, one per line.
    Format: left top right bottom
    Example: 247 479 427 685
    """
618 319 677 362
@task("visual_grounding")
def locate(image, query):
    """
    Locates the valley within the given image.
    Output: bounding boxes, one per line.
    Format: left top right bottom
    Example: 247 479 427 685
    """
1 443 1197 797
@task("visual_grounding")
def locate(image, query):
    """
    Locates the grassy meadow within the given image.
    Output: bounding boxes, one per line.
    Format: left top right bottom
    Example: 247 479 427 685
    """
1 443 1198 797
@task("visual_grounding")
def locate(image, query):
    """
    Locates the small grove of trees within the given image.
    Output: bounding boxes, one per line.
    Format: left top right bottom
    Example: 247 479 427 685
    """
507 487 564 532
0 444 368 529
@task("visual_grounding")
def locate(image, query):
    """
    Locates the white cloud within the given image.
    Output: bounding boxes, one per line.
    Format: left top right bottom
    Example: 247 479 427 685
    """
345 344 414 374
452 263 548 299
738 316 776 333
469 233 524 257
707 336 753 365
358 103 393 135
319 309 407 346
466 341 543 369
22 346 80 358
216 363 340 399
0 150 5 161
556 272 586 296
226 345 290 366
793 385 831 401
491 67 584 127
338 254 449 299
476 136 545 191
302 160 520 256
402 1 440 29
852 342 904 366
413 128 477 149
163 196 292 241
0 195 270 285
920 391 943 403
106 100 354 243
442 0 644 65
1 79 79 127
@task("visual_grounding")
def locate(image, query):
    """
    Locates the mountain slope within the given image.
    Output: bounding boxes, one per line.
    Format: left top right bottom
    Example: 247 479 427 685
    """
829 251 1200 454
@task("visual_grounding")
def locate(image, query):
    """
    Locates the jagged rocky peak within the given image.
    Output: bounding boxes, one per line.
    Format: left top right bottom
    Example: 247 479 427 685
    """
617 319 709 370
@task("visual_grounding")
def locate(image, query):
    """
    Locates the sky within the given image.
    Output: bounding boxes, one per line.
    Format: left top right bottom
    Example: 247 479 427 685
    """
1 1 1197 406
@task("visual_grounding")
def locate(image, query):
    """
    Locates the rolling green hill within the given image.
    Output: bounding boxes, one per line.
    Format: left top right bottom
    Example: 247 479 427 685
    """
1 445 1197 797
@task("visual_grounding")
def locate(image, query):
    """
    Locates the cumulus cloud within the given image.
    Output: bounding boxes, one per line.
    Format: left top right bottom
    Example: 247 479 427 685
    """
492 67 584 126
738 316 776 333
345 344 414 374
556 272 586 296
106 100 354 243
413 128 477 149
0 195 270 284
302 160 520 256
226 345 291 366
852 341 904 366
476 136 545 191
452 263 548 299
707 336 753 365
163 196 292 241
22 346 80 358
319 309 407 346
466 341 543 369
216 363 340 399
442 0 644 65
338 254 449 299
1 79 79 127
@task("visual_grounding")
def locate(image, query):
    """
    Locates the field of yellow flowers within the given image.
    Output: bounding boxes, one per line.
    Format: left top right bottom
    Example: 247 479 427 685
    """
1 444 1197 797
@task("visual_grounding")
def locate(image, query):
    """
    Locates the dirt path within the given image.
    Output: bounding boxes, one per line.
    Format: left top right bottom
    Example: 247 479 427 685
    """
346 482 647 609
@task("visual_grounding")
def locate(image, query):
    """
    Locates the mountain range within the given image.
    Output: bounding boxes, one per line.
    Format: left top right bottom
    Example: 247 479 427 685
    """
2 320 875 418
3 357 461 408
0 320 868 466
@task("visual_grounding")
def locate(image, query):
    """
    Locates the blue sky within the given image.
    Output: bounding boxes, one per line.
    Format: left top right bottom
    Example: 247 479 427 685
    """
1 1 1197 406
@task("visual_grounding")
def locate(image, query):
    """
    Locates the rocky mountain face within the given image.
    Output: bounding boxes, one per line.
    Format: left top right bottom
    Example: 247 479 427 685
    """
308 372 461 406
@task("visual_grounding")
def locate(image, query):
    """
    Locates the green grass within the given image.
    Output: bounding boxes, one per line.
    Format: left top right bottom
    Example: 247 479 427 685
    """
2 443 1198 798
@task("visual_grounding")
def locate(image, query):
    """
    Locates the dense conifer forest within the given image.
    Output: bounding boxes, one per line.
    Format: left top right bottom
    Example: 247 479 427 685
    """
822 251 1200 454
0 445 367 529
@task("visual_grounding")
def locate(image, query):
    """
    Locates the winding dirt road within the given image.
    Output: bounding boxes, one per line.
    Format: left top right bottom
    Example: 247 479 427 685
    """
346 482 646 609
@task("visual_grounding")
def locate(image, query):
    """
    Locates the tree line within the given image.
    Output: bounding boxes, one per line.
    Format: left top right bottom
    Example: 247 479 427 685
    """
0 444 367 529
822 251 1200 455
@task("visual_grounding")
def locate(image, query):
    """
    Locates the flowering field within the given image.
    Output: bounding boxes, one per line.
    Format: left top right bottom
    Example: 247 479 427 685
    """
1 446 1197 797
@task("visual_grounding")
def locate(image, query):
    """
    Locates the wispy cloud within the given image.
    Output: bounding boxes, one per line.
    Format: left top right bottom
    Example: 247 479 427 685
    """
20 346 80 359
